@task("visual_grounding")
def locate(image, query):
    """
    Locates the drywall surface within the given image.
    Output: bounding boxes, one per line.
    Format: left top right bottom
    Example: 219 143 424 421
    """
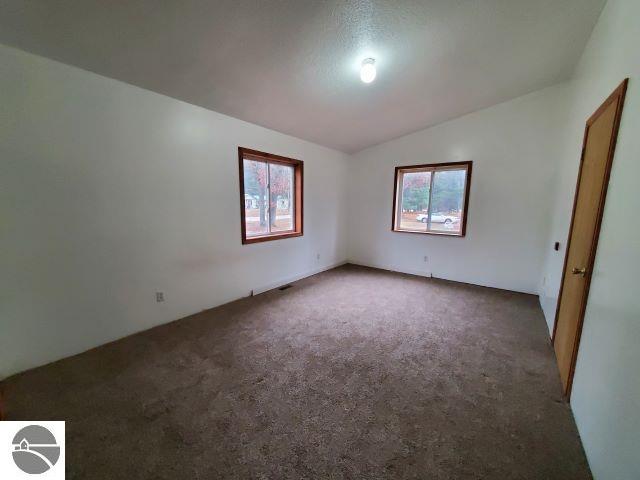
0 45 349 379
538 0 640 478
347 85 569 294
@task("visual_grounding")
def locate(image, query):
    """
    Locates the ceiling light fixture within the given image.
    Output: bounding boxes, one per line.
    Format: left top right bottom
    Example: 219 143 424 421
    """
360 58 376 84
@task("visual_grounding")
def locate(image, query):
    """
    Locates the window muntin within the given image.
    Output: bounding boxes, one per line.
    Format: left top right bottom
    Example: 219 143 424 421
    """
239 148 303 244
268 163 294 233
392 161 471 236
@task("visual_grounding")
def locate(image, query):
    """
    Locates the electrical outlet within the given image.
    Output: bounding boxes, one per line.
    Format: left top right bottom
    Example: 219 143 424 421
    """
316 253 320 261
156 292 164 302
423 255 428 263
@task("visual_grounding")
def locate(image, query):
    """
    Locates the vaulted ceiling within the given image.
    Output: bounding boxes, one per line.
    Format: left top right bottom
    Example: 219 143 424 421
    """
0 0 605 153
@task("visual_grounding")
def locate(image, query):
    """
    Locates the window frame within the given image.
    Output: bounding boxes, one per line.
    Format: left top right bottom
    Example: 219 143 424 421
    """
238 147 303 244
391 160 472 237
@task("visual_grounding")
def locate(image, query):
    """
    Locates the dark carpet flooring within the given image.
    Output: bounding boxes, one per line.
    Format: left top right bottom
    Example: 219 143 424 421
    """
2 264 591 479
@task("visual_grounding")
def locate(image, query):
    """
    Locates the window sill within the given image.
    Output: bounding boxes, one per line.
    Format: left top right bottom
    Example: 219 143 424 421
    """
392 228 465 237
242 231 303 244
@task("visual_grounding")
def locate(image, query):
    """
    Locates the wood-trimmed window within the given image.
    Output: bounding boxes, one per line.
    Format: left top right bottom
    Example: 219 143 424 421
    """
392 161 472 237
238 147 303 244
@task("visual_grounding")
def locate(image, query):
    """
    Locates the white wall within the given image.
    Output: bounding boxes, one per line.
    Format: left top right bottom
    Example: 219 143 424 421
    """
347 84 569 294
538 0 640 478
0 44 349 379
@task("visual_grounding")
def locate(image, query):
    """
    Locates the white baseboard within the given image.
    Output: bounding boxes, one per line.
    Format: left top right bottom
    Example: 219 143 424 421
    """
252 260 348 296
347 259 537 295
539 294 557 336
346 260 432 279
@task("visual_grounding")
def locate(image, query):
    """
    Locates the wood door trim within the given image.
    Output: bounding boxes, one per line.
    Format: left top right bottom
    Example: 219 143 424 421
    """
551 78 628 399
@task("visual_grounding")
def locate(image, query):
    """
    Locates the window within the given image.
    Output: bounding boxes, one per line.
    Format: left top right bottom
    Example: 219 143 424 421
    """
392 161 472 236
238 147 303 244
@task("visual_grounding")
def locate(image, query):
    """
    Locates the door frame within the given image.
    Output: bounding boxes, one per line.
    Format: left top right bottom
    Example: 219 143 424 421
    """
551 78 628 399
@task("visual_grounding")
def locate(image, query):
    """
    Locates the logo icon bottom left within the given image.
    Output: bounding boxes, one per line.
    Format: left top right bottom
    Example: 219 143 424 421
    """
12 424 61 474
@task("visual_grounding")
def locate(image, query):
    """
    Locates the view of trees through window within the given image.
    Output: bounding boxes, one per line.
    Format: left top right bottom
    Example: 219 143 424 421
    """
395 163 471 235
243 159 294 237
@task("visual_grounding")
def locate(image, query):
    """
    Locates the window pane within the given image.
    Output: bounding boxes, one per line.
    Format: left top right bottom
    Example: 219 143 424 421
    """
399 171 431 231
243 159 270 237
269 163 294 233
429 168 466 234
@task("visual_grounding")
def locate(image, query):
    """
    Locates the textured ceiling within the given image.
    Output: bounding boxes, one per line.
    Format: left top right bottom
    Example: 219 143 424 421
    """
0 0 605 153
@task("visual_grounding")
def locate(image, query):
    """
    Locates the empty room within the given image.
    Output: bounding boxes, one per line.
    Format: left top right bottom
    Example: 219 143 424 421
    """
1 1 638 479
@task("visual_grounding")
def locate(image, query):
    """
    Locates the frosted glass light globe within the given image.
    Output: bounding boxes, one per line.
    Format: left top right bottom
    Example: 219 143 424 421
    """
360 58 376 83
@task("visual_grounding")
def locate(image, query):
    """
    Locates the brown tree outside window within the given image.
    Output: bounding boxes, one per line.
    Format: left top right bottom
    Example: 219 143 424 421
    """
238 147 303 244
392 161 472 237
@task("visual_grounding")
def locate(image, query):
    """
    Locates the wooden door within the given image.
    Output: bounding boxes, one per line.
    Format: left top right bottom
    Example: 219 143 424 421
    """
553 79 628 398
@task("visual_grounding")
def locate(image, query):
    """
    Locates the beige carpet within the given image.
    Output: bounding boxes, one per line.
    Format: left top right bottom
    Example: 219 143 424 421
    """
2 264 591 479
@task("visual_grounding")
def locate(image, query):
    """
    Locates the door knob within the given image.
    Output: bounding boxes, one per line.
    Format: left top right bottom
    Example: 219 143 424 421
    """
572 267 587 276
